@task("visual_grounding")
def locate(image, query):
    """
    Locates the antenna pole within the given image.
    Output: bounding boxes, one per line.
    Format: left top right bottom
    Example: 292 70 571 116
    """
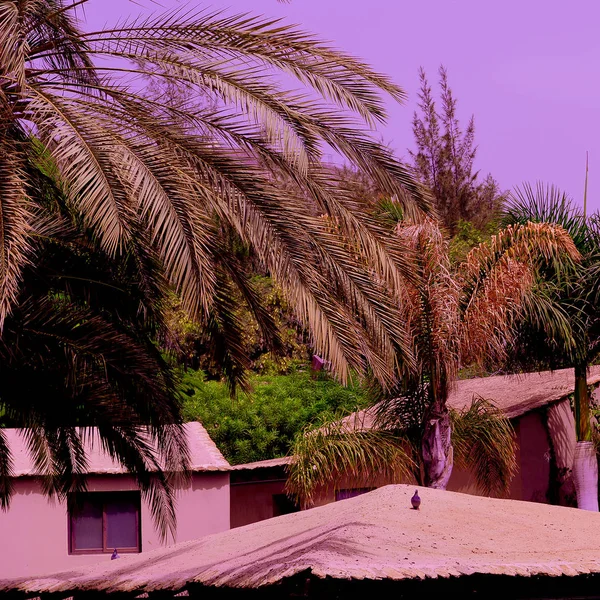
584 151 589 219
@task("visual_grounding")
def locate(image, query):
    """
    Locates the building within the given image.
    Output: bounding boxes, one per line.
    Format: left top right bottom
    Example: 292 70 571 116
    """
0 422 230 579
230 367 600 526
7 485 600 599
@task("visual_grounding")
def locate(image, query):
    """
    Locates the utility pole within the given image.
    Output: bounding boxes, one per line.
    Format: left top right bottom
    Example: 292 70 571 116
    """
583 151 589 219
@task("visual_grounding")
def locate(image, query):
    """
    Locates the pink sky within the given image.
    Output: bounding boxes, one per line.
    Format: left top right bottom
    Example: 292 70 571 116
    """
83 0 600 212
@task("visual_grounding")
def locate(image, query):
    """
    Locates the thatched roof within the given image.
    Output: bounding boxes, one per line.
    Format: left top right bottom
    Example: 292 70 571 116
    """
4 422 229 476
449 366 600 418
340 366 600 432
5 485 600 596
230 457 292 470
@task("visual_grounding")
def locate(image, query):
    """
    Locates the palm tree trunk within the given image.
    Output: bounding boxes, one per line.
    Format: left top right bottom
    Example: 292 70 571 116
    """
574 363 592 442
572 363 598 511
422 402 453 489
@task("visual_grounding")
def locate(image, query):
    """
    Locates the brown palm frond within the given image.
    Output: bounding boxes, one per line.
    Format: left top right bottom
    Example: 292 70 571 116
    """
451 396 517 498
394 217 461 395
459 222 581 367
286 414 416 508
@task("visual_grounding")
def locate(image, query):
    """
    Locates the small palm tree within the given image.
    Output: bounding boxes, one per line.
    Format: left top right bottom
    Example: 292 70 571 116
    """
287 396 517 508
504 183 600 510
287 216 580 505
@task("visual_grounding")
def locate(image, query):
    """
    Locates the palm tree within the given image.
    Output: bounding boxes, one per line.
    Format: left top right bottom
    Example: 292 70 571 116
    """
0 0 429 384
504 183 600 510
0 144 189 539
0 1 429 527
287 216 580 505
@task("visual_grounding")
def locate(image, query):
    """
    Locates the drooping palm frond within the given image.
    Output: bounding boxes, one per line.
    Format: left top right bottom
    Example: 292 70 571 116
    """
0 428 12 508
0 133 32 329
285 414 415 508
451 396 517 498
0 156 190 538
459 222 581 367
394 217 461 397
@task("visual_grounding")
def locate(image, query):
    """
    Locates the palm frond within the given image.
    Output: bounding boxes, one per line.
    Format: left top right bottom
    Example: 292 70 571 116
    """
0 134 32 328
451 396 517 497
459 222 581 366
504 183 590 250
286 414 415 508
0 428 13 508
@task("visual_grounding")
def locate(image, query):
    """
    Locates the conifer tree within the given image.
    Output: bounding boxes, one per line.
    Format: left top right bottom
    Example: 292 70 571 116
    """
410 66 505 233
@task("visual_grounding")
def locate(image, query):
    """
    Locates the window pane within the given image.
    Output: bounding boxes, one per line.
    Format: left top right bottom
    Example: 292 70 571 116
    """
106 498 138 549
72 499 103 550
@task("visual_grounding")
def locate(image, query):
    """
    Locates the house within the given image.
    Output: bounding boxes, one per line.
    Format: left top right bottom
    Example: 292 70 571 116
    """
230 366 600 527
6 485 600 599
0 422 230 579
230 457 295 528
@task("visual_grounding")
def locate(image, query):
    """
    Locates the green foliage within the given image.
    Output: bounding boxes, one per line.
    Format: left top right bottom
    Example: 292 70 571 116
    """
448 219 500 265
180 370 369 464
162 276 310 377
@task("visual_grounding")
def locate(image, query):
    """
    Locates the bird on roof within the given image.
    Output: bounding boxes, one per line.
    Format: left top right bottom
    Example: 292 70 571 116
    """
111 548 120 560
411 490 421 510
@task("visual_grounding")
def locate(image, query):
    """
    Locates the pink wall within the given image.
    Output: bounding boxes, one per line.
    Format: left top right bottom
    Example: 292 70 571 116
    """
0 472 229 579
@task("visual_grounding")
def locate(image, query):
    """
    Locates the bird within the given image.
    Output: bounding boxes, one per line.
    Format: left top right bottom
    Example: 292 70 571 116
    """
411 490 421 510
111 548 120 560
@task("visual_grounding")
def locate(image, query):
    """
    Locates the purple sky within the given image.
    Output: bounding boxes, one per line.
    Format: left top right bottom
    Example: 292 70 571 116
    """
83 0 600 212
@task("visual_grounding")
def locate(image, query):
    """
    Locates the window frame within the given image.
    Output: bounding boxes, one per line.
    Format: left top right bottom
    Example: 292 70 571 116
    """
68 491 141 555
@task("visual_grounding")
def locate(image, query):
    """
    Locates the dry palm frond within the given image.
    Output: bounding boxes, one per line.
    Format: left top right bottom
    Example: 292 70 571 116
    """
394 217 461 396
286 415 415 508
451 396 517 498
459 222 581 367
0 134 32 329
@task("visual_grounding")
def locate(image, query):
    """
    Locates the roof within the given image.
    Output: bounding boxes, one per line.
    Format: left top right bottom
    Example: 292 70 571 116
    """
450 366 600 418
230 456 292 470
6 485 600 593
341 366 600 432
3 422 229 476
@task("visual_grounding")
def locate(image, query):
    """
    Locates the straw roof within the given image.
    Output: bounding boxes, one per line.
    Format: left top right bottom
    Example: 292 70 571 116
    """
339 366 600 432
5 485 600 595
4 422 229 476
449 366 600 418
230 457 292 470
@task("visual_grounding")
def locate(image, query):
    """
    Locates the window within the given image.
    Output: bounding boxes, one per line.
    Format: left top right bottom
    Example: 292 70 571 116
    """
69 492 141 554
335 487 375 501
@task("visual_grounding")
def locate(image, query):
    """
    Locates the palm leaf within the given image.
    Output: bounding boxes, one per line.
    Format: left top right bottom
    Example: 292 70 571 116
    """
286 413 415 508
451 396 517 498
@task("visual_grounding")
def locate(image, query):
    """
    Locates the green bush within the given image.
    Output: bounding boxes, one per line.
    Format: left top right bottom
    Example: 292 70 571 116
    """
180 370 368 464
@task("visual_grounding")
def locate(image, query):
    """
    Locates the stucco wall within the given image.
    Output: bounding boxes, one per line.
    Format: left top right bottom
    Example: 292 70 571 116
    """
0 472 229 579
